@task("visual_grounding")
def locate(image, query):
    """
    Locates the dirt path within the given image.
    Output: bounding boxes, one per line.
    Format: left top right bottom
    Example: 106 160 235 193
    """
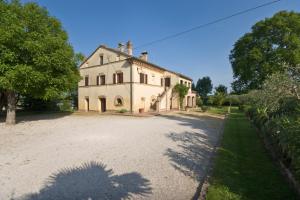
0 112 223 200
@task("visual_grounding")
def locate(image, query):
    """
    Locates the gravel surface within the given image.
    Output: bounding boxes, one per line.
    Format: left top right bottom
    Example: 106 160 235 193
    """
0 112 223 200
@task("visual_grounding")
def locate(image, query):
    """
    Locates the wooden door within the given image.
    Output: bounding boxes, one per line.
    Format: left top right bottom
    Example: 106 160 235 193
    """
100 98 106 112
85 98 89 111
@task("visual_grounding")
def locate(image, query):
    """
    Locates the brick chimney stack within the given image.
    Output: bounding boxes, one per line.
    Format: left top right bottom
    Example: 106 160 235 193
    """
140 51 148 61
126 40 133 56
118 43 125 52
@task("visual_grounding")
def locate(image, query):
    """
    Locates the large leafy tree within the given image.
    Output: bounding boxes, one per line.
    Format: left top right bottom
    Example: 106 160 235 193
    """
196 76 213 99
191 82 196 91
214 84 227 95
0 0 81 124
230 11 300 94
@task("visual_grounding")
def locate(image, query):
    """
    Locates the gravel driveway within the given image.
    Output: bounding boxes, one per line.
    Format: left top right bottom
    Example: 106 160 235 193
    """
0 112 223 200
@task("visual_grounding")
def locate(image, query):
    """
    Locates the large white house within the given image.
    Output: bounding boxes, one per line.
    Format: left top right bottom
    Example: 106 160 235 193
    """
78 41 196 113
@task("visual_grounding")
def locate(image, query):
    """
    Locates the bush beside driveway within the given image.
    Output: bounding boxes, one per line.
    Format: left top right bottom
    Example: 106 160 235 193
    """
206 109 297 200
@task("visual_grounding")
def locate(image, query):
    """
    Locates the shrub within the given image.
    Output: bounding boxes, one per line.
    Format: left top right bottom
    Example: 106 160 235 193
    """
233 39 300 184
58 100 73 111
119 109 128 113
196 97 203 107
223 95 241 106
173 84 189 110
201 106 210 112
276 97 300 116
212 92 225 107
207 96 214 106
246 100 300 182
20 96 59 111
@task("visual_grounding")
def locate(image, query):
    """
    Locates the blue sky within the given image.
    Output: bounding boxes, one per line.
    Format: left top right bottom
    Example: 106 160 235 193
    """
22 0 300 91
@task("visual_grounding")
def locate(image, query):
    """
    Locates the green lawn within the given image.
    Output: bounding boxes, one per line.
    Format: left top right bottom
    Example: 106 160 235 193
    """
206 106 230 115
206 109 298 200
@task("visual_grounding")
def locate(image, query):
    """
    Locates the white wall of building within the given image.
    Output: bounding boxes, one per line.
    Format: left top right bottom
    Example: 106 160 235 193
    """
78 46 196 113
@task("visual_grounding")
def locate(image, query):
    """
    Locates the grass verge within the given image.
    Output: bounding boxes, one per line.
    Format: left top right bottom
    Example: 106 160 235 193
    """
206 106 230 115
206 109 298 200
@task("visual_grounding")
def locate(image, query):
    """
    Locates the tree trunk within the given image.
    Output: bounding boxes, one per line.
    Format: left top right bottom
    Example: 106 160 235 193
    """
6 91 16 125
0 91 7 111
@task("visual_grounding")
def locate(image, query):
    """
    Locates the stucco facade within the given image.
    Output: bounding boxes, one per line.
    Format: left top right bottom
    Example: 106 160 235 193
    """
78 42 196 113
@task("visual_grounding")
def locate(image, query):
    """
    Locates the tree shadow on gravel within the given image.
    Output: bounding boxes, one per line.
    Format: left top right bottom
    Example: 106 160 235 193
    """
161 114 223 199
165 131 212 182
17 161 152 200
0 111 72 124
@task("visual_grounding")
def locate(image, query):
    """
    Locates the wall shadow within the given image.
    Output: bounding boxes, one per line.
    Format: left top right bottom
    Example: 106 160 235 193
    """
161 114 223 199
17 161 152 200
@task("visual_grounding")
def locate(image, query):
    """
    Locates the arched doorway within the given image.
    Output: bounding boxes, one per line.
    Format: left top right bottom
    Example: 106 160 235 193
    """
187 96 190 107
192 97 195 107
98 96 106 112
150 96 157 111
85 97 89 111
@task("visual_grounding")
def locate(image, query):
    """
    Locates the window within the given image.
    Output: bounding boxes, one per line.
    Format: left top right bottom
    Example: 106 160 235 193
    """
165 77 171 87
114 96 123 106
161 78 164 86
117 98 122 105
140 73 144 83
117 72 123 84
85 76 89 86
188 82 191 88
145 74 148 84
185 81 187 86
139 73 148 84
100 55 104 65
100 75 105 85
96 75 100 85
113 72 123 84
180 80 183 85
113 73 116 84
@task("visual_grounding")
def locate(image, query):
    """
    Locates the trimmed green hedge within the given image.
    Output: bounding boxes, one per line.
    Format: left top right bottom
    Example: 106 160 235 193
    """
245 100 300 182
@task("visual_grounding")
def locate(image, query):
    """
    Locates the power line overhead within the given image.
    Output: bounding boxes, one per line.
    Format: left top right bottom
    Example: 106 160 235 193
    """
134 0 283 50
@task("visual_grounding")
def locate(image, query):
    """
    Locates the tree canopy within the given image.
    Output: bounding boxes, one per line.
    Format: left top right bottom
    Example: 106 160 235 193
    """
191 82 196 91
195 76 213 98
0 0 81 124
230 11 300 94
245 65 300 113
214 84 227 95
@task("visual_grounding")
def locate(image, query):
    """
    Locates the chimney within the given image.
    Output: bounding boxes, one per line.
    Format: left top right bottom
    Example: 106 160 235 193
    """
126 40 133 56
140 51 148 61
118 43 125 52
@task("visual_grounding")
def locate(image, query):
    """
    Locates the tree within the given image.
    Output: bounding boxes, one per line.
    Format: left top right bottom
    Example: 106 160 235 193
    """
215 84 227 95
196 96 203 107
251 67 300 113
241 64 300 114
173 84 189 110
196 76 213 101
224 95 240 113
230 11 300 93
0 1 81 124
0 91 7 111
191 83 196 91
212 92 225 107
